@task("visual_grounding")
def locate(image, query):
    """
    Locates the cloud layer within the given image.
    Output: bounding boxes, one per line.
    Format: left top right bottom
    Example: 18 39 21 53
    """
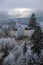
0 0 43 18
7 8 34 18
0 0 43 10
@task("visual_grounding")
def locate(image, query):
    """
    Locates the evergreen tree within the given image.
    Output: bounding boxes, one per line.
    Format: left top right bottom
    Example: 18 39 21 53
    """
31 25 43 56
23 42 27 55
0 44 9 65
3 43 9 59
29 13 37 29
22 42 27 65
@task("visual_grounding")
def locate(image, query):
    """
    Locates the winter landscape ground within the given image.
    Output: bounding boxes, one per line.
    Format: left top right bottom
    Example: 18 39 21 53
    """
0 16 43 65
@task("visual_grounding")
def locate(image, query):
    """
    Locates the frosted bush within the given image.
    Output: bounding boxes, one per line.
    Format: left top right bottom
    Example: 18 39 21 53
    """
12 45 22 61
3 53 16 65
2 24 9 31
2 24 10 36
12 45 19 55
0 38 16 51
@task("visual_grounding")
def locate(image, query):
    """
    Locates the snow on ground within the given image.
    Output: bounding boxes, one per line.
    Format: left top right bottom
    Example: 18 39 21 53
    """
24 29 34 37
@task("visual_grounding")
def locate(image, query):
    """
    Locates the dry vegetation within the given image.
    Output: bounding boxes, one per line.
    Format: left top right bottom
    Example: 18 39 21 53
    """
9 30 34 45
0 30 32 45
0 30 34 45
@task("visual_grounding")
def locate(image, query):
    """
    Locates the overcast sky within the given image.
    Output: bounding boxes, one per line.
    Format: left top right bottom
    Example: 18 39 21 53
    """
0 0 43 17
0 0 43 10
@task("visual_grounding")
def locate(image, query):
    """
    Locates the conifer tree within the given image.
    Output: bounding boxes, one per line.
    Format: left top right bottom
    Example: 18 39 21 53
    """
0 44 9 65
23 42 27 55
3 43 9 59
29 13 37 29
31 25 43 56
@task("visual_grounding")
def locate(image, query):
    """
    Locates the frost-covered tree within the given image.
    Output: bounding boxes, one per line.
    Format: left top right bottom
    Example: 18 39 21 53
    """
22 42 27 65
16 24 24 39
2 43 9 59
15 22 19 30
1 36 43 65
2 24 10 36
31 25 43 57
17 44 33 65
0 29 3 36
0 53 4 65
3 53 16 65
23 42 27 55
0 44 9 65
